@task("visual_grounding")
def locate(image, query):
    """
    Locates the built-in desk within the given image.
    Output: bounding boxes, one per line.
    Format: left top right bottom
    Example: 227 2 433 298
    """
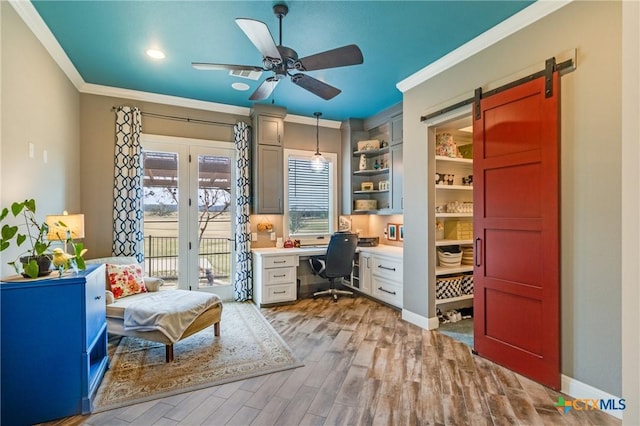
252 245 403 307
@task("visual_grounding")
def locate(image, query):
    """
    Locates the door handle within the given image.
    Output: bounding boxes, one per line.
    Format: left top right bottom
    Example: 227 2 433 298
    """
378 265 396 271
475 237 482 267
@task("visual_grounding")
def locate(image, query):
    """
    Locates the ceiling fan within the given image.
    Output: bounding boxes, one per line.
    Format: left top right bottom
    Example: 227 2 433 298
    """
192 4 364 101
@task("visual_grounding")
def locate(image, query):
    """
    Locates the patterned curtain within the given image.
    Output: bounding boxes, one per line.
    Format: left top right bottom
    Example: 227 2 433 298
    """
234 122 252 301
112 106 144 262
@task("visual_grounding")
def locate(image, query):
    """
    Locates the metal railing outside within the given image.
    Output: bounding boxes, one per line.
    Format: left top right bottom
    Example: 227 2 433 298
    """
144 235 231 284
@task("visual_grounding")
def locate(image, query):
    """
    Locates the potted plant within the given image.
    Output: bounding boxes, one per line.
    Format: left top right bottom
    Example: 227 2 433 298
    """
0 199 87 278
1 199 53 277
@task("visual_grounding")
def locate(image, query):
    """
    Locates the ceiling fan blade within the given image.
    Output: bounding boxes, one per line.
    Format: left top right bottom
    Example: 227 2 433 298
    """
249 77 280 101
192 62 264 72
291 74 341 100
297 44 364 71
235 18 282 62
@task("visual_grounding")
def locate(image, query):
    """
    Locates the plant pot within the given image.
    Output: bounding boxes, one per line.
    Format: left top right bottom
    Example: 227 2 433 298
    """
19 255 52 278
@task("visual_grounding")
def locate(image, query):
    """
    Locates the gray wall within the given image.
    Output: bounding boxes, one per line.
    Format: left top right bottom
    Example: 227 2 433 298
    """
79 94 341 256
402 1 621 395
0 2 81 278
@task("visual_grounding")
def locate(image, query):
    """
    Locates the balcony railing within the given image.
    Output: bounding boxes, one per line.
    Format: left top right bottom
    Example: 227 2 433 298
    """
144 235 231 285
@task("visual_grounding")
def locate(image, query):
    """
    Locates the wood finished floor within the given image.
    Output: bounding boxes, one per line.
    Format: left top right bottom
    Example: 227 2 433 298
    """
47 296 620 426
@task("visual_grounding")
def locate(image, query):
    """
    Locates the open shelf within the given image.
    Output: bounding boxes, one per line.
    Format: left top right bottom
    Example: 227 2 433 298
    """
436 212 473 218
353 147 389 157
435 155 472 164
354 189 389 194
436 294 473 305
436 264 473 276
353 168 390 176
436 184 473 190
436 239 473 246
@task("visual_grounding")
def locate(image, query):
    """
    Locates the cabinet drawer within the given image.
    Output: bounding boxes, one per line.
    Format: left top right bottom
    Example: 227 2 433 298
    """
372 276 403 308
264 283 296 303
264 255 296 268
372 256 403 281
84 266 107 345
265 267 296 285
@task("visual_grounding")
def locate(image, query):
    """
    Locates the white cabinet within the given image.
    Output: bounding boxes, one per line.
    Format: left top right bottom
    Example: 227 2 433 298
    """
251 106 286 214
253 253 297 306
371 254 403 308
256 114 284 146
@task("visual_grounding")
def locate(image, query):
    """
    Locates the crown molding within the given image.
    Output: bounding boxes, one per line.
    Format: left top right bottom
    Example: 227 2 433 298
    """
396 0 573 93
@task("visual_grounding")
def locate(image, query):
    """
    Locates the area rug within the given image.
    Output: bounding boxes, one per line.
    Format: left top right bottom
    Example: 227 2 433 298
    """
438 318 474 348
93 301 303 412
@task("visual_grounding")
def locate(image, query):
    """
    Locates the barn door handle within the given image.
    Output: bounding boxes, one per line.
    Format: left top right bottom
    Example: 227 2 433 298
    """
475 238 482 267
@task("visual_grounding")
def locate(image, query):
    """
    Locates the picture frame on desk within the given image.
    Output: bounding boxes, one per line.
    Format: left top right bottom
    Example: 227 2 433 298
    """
399 225 404 241
387 223 397 241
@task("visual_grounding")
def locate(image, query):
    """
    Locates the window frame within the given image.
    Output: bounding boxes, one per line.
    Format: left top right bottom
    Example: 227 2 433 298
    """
283 148 338 244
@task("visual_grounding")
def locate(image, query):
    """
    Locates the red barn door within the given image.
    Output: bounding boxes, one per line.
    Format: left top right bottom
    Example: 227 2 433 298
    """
473 70 561 390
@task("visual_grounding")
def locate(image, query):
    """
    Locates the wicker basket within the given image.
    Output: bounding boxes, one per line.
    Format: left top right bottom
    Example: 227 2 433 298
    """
436 275 463 299
437 249 462 267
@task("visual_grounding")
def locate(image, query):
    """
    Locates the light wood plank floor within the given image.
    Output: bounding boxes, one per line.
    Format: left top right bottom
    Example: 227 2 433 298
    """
47 296 620 426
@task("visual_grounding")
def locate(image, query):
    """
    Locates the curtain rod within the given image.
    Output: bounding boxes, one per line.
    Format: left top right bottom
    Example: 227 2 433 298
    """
111 107 238 128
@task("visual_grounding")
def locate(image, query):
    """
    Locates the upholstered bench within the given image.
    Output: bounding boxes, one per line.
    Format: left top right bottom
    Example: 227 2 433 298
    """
86 257 223 362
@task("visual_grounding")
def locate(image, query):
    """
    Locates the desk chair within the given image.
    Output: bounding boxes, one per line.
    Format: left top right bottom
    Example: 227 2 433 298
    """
309 232 358 302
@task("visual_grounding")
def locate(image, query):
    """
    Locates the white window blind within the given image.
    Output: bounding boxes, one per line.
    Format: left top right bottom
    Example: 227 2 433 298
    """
284 150 336 239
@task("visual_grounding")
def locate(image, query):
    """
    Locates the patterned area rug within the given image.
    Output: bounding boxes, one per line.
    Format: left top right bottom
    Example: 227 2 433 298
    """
93 301 303 412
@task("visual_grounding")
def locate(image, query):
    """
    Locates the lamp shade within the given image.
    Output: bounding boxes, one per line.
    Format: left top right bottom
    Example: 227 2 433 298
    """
46 213 85 241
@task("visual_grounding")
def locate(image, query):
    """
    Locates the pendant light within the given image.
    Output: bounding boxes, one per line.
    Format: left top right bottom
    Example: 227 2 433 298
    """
311 111 326 172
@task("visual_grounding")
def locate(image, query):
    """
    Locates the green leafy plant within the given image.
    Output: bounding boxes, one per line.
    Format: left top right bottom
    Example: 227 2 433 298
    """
0 199 52 277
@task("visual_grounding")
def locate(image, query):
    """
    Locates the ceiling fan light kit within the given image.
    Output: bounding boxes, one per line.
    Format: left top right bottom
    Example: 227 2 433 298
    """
193 4 363 101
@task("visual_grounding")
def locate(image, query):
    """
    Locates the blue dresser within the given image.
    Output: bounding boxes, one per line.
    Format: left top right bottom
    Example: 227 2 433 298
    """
0 264 109 425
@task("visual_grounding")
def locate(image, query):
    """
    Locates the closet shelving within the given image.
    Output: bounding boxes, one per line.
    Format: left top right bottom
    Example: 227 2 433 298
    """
434 134 474 306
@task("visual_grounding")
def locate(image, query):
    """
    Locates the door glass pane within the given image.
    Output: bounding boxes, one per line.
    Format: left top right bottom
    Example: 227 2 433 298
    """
142 150 179 288
197 154 232 288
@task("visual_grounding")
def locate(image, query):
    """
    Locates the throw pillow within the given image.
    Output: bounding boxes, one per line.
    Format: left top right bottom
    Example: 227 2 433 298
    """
106 263 147 299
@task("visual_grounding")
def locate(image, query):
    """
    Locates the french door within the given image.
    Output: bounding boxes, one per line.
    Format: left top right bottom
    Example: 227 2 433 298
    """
473 72 561 389
141 134 235 299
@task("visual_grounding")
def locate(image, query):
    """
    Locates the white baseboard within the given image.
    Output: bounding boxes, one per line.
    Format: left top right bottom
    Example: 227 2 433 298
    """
401 309 439 330
561 374 624 420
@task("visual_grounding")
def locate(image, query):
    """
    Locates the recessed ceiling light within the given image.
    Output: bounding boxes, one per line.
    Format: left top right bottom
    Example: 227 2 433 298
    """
146 49 165 59
232 82 250 91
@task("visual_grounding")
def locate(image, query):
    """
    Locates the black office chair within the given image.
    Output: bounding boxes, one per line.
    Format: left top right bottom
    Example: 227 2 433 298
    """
309 232 358 302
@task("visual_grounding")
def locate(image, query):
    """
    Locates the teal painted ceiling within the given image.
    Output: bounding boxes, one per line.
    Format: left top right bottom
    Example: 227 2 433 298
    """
31 1 533 121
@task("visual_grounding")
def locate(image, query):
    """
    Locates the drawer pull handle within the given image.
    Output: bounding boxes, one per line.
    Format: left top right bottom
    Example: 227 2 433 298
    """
273 260 287 264
94 295 102 300
273 274 286 278
273 290 287 294
378 287 397 295
378 265 396 271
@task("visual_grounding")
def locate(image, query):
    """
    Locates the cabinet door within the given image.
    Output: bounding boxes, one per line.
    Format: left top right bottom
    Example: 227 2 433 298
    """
390 114 403 145
391 144 403 212
257 115 283 146
254 145 283 214
359 253 372 294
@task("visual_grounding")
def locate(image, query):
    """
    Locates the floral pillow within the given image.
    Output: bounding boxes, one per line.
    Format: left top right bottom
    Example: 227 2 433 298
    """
106 263 147 299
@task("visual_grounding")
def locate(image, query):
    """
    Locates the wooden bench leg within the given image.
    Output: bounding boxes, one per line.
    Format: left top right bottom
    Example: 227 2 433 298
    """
165 344 174 362
214 322 220 337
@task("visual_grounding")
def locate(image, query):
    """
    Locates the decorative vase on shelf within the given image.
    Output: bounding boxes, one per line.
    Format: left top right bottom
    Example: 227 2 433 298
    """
359 154 367 171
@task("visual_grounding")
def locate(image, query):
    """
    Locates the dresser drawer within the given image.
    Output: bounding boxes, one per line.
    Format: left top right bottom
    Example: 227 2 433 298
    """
263 255 297 269
372 256 403 282
264 283 296 303
265 266 296 285
84 266 107 344
372 276 403 308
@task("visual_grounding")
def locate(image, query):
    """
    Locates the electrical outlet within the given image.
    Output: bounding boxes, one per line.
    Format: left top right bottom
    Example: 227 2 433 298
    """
270 232 276 241
28 143 34 159
251 232 258 241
